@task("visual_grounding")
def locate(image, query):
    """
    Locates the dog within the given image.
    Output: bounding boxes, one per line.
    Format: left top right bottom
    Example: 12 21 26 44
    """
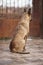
9 8 31 54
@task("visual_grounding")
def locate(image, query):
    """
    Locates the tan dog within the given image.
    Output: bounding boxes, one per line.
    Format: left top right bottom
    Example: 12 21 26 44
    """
9 8 31 54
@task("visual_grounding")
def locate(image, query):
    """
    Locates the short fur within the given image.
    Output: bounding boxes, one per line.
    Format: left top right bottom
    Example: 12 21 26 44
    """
9 8 31 54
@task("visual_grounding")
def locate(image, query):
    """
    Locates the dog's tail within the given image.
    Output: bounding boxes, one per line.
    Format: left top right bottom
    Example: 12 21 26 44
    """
17 52 30 54
11 50 30 54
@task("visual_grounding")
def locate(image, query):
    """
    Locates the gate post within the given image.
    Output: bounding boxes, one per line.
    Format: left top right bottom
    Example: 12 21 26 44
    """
30 0 40 37
40 0 43 38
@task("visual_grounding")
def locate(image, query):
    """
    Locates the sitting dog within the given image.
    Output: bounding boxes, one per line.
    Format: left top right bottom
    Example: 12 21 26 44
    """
9 8 31 54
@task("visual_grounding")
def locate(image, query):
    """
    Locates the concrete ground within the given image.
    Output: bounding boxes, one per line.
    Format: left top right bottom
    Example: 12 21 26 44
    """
0 38 43 65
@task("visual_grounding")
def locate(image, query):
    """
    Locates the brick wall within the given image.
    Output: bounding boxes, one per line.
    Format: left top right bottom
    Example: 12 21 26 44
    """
0 18 20 38
0 0 41 38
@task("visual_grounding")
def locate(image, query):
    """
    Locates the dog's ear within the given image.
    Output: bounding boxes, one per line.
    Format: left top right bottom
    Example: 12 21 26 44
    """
24 8 26 12
28 8 31 16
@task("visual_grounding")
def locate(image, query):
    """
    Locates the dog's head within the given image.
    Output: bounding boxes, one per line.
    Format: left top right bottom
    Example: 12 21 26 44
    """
24 8 32 21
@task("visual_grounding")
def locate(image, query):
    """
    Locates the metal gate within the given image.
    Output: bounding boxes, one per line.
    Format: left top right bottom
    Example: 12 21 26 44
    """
0 0 32 18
